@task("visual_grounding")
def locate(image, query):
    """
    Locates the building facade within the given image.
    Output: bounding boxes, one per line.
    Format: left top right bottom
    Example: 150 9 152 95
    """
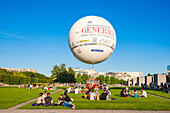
107 72 143 81
154 74 167 86
128 74 167 86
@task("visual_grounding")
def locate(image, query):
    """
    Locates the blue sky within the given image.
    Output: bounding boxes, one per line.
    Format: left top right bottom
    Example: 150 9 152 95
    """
0 0 170 76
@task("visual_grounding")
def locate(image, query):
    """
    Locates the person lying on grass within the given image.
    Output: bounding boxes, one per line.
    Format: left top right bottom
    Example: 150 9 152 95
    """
57 94 75 109
32 92 44 106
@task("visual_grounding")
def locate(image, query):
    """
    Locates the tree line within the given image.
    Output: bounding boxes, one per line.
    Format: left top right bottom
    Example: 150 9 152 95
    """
51 64 127 84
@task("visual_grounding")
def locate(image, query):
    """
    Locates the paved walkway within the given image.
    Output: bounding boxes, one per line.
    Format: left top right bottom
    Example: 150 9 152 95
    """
148 93 170 100
8 89 63 110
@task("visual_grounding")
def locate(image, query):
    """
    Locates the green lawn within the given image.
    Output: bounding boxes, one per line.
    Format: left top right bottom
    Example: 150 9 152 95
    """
20 87 170 110
0 86 59 109
145 89 170 99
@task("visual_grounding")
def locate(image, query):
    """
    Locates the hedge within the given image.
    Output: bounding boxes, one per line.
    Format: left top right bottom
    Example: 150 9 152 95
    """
0 75 52 85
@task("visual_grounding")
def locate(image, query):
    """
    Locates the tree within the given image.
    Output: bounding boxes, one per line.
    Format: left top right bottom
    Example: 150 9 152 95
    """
76 73 81 83
110 76 115 84
13 72 26 77
51 64 67 80
105 76 110 84
68 67 75 75
147 73 152 76
81 73 89 84
98 75 105 84
51 64 76 83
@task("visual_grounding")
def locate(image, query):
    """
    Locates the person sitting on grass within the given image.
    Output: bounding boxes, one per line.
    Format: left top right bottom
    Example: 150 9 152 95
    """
78 86 82 94
44 86 48 90
139 88 147 97
90 90 95 100
100 90 108 100
64 93 72 104
83 87 88 94
75 86 79 94
83 89 91 99
124 87 131 97
44 93 55 107
131 89 139 98
33 82 36 89
43 91 48 98
70 86 74 93
94 89 100 100
58 94 75 109
86 85 91 90
32 92 44 106
106 89 111 100
58 94 65 105
92 85 95 90
120 88 125 97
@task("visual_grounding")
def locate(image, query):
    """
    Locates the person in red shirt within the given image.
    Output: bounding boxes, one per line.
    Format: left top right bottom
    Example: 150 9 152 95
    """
92 85 95 90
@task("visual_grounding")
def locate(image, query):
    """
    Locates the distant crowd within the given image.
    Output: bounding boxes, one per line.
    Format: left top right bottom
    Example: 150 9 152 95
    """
66 84 111 100
18 82 57 90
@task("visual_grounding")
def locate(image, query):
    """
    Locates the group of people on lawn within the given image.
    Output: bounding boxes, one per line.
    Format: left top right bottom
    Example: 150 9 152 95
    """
32 91 75 109
120 87 147 98
27 82 57 90
66 85 111 100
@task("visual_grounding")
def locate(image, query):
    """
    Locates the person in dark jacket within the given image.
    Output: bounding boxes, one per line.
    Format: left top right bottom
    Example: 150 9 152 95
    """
100 90 108 100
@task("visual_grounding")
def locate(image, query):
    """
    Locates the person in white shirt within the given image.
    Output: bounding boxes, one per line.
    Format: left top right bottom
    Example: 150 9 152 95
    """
90 91 95 100
75 87 78 94
43 86 48 90
140 88 147 97
43 91 48 98
29 84 33 89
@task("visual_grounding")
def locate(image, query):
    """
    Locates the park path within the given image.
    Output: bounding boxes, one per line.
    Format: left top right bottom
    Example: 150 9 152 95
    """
148 93 170 100
8 89 63 110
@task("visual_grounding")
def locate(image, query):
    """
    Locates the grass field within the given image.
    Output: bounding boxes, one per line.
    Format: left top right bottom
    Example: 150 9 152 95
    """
145 89 170 99
0 86 59 109
20 87 170 110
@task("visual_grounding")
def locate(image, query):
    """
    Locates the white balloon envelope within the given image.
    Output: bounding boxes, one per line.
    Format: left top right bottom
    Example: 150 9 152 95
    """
69 16 116 64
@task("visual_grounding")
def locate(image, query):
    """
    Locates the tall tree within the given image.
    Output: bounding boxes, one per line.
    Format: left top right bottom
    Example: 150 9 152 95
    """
76 73 81 83
105 76 110 84
51 64 76 83
51 64 67 80
98 75 105 84
81 73 89 84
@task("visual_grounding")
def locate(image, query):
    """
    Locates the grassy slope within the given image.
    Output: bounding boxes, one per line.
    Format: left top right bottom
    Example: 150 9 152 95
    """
20 88 170 110
0 86 58 109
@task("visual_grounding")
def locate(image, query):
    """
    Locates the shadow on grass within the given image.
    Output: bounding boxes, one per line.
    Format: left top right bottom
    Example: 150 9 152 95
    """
109 87 142 90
